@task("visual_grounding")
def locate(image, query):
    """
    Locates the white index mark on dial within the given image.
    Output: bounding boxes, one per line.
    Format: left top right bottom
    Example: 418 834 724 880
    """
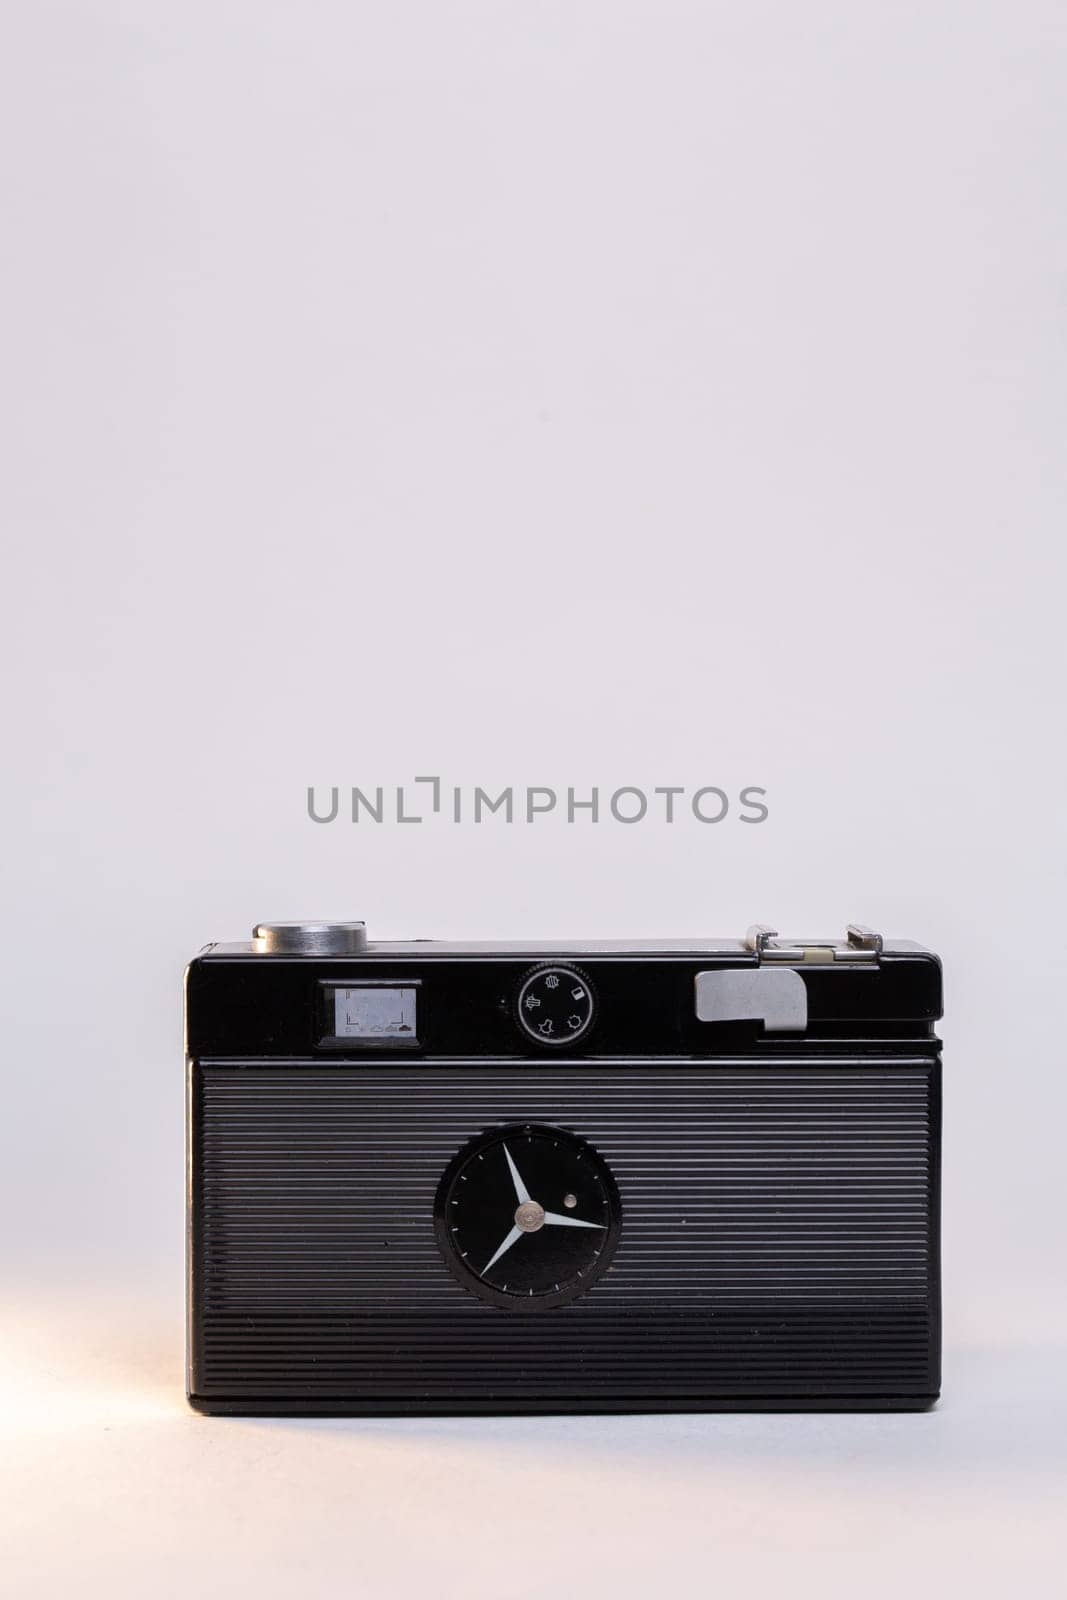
502 1143 531 1206
541 1212 606 1230
481 1223 524 1276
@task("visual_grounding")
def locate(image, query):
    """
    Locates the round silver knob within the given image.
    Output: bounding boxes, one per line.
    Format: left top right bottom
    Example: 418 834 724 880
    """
251 921 367 955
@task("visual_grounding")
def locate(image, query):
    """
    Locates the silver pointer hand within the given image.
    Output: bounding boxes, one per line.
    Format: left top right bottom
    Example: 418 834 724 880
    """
480 1224 524 1276
502 1143 531 1205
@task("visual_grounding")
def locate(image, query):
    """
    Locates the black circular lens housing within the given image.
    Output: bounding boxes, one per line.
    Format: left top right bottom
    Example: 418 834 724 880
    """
434 1123 621 1311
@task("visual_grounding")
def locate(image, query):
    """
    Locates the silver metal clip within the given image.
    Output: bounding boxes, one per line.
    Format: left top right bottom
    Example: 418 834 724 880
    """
745 923 883 965
695 966 807 1032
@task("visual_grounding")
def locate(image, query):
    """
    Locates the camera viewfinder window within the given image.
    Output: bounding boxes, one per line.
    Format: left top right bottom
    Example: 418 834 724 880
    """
333 986 417 1040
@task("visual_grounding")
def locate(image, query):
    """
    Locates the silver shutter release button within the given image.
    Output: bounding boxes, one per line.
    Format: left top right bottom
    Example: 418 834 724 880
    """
252 921 368 955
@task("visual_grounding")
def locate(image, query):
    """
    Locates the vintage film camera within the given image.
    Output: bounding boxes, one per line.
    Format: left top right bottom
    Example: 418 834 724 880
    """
186 920 942 1413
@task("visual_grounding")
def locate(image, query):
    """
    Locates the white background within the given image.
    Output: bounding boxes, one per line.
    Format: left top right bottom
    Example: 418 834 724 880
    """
2 3 1064 1595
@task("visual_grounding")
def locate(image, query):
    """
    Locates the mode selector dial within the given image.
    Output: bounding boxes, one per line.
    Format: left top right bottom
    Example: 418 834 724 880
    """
514 964 597 1048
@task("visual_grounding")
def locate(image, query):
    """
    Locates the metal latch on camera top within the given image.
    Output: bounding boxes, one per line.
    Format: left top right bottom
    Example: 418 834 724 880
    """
693 924 883 1033
745 923 883 964
694 967 808 1032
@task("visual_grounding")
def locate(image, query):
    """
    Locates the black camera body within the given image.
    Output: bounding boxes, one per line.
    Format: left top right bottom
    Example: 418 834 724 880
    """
186 920 942 1414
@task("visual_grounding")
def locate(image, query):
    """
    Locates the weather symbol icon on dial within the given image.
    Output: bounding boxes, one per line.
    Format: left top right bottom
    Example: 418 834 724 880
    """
434 1125 622 1310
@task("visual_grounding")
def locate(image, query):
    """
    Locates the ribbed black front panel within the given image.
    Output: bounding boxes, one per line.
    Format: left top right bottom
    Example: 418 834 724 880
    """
190 1059 940 1404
